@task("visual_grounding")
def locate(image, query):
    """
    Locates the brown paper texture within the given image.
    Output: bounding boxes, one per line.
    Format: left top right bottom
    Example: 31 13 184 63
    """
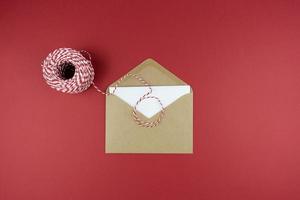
105 58 193 154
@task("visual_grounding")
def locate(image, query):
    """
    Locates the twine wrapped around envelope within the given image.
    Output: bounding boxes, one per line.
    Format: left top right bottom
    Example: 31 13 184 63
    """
42 48 165 127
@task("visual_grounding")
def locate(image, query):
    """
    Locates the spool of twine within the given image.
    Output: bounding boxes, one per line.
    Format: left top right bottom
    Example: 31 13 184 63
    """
42 48 94 94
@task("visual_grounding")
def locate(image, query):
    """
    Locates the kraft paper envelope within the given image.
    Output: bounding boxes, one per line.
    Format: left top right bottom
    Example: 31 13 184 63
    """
105 58 193 153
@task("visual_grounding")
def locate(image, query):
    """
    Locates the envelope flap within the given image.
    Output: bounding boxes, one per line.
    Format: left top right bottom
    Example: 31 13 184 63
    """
109 58 187 87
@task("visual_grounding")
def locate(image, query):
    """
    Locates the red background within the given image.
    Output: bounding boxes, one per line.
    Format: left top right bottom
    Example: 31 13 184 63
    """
1 0 300 199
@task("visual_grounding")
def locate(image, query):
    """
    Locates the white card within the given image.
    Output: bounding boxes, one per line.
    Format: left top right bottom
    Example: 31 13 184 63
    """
109 85 191 118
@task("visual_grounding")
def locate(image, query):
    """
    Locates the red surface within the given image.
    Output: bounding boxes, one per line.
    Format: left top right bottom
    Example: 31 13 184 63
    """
1 0 300 199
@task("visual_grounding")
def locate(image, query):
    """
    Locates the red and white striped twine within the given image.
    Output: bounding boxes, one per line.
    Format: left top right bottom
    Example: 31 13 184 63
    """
42 48 165 128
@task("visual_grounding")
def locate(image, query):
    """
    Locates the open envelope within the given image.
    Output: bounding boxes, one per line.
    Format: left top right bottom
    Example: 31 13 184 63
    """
105 58 193 153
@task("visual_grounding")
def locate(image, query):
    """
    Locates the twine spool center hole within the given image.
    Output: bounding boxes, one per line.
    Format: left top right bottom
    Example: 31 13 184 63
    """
59 62 75 80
